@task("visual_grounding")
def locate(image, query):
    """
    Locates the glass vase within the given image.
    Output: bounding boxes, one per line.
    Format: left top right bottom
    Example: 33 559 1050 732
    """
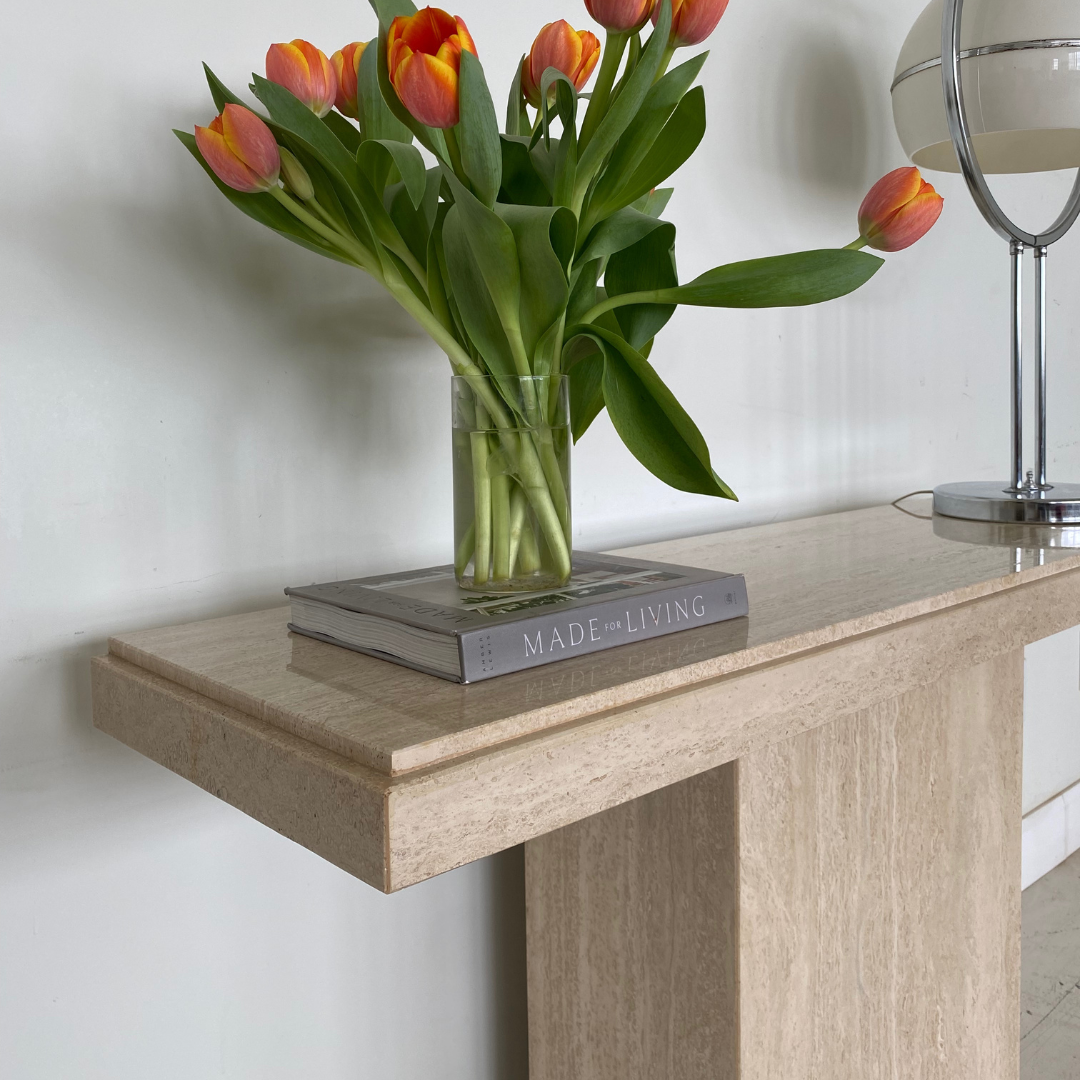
451 374 572 592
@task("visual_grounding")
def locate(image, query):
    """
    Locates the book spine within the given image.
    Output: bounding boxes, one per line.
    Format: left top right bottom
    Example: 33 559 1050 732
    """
458 575 748 682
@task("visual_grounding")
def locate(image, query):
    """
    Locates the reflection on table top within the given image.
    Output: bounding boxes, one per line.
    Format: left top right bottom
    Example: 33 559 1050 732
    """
107 499 1080 776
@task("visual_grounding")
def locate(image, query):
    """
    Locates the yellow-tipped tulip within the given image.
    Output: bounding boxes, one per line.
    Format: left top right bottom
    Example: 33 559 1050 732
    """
266 39 338 118
521 20 601 107
194 104 281 193
387 7 477 129
857 167 944 251
332 41 367 119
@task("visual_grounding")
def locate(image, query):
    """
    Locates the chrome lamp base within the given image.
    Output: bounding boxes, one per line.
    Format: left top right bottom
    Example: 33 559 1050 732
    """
933 480 1080 525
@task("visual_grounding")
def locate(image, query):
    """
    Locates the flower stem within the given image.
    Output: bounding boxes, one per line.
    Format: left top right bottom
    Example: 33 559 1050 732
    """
471 409 492 586
492 472 511 580
844 236 869 250
579 31 629 151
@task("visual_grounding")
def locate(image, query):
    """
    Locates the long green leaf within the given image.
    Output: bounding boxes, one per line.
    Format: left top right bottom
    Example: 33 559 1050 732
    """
577 206 670 264
174 130 353 265
203 64 247 113
574 0 672 201
605 223 678 348
358 138 427 206
457 50 503 208
587 53 705 219
499 136 552 206
252 74 409 266
358 41 413 143
505 56 529 136
441 170 524 362
660 249 884 308
367 0 416 27
567 347 605 440
569 325 735 498
322 111 362 154
599 86 705 216
443 206 519 389
498 204 575 360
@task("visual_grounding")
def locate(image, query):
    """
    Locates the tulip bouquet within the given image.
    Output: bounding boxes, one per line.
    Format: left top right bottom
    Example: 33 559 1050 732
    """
177 0 942 590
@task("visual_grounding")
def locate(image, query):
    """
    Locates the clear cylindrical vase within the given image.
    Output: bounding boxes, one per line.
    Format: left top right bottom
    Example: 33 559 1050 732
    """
451 374 571 592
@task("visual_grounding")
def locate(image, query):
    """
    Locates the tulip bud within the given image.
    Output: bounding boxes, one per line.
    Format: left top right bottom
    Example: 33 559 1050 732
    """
279 147 314 201
332 41 367 119
653 0 730 48
585 0 656 33
387 7 477 129
857 167 944 252
194 104 281 193
266 39 338 118
521 21 601 107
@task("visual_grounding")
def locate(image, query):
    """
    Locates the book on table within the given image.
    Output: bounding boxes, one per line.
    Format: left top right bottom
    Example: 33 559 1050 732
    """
285 552 749 683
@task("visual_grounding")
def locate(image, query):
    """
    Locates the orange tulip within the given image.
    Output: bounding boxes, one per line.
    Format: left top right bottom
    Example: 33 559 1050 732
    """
332 41 367 119
857 167 944 251
194 104 280 193
387 7 477 129
585 0 656 32
265 39 337 118
653 0 730 47
521 21 601 107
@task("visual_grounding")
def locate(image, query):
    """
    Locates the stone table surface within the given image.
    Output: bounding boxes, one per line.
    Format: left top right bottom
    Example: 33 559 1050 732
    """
92 499 1080 890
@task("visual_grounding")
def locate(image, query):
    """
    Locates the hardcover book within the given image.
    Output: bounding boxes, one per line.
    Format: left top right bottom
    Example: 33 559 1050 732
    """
286 553 748 684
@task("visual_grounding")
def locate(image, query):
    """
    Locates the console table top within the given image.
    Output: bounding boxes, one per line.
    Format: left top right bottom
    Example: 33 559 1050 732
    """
106 500 1078 777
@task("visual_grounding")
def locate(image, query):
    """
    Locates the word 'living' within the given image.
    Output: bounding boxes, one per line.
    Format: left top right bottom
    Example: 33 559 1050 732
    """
523 595 707 657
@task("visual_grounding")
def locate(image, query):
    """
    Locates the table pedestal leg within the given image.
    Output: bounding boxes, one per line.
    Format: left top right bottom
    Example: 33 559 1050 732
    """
524 651 1023 1079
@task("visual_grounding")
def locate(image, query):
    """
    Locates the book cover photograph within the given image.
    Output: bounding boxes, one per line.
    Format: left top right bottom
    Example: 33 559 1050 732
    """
286 553 749 683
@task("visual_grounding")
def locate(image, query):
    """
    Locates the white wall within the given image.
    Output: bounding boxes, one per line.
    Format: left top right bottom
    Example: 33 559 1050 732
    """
4 0 1080 1074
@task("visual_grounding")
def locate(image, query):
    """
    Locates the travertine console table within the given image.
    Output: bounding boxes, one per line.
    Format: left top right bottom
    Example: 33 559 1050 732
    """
91 501 1080 1079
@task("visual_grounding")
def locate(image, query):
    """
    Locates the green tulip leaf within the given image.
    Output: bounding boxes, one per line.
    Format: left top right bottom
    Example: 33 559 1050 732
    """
505 56 529 137
358 39 413 144
499 136 552 206
252 74 413 270
601 86 705 215
175 130 354 265
441 171 525 367
577 206 671 265
587 53 705 224
605 222 678 348
567 325 736 499
322 111 362 154
457 49 503 208
367 0 416 29
443 206 521 395
664 249 885 308
633 187 673 218
575 0 672 202
497 204 575 361
567 346 605 440
358 139 427 206
202 64 248 114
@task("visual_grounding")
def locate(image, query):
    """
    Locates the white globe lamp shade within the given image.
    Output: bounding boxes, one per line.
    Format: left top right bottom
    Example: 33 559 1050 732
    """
891 0 1080 174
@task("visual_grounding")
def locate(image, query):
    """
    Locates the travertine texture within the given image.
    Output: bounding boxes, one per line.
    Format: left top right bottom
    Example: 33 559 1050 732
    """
525 765 739 1080
525 653 1023 1080
93 555 1080 891
106 501 1080 775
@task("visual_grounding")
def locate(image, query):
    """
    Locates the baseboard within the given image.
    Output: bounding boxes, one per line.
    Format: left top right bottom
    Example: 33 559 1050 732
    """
1022 778 1080 890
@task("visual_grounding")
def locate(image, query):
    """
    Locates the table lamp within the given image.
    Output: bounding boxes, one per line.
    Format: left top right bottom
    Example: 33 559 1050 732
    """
891 0 1080 523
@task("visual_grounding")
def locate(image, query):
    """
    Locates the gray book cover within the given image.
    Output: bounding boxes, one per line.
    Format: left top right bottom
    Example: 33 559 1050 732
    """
286 552 749 683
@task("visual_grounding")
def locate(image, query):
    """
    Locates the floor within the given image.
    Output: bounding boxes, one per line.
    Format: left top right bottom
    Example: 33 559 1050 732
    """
1022 847 1080 1078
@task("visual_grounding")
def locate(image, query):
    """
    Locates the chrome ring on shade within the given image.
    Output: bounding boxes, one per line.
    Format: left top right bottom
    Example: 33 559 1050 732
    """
890 38 1080 92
